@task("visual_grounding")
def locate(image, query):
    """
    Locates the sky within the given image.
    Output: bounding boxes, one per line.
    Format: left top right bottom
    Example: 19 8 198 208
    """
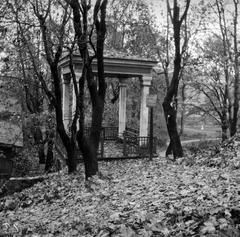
145 0 238 32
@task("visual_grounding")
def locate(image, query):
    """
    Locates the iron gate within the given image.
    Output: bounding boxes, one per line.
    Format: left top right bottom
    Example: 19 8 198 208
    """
123 134 157 158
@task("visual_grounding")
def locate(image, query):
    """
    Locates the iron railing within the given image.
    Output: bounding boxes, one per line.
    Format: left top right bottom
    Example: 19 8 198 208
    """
55 126 157 161
123 134 157 157
103 126 118 140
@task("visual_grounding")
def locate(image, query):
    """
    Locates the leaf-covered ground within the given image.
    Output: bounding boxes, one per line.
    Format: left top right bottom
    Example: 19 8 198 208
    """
1 153 240 237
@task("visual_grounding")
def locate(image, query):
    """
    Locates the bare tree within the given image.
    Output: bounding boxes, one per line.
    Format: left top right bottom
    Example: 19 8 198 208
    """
66 0 108 178
231 0 239 136
187 0 240 140
162 0 190 159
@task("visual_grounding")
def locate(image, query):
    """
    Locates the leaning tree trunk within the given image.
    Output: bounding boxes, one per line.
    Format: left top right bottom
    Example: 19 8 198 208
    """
51 64 77 173
163 0 190 159
163 100 183 158
162 25 183 159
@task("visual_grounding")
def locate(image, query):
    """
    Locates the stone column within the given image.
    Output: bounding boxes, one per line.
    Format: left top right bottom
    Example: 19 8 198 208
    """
62 74 71 129
72 72 82 119
139 75 152 137
118 78 128 138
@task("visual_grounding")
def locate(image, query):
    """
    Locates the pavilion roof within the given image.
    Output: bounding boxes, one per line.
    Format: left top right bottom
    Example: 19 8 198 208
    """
103 49 157 61
59 50 158 78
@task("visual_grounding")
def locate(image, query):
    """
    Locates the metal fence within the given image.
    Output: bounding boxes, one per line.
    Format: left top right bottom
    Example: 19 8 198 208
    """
83 126 118 140
102 127 118 140
55 126 157 161
123 134 157 158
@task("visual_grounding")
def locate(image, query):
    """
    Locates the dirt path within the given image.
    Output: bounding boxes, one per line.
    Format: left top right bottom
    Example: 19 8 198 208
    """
159 138 221 158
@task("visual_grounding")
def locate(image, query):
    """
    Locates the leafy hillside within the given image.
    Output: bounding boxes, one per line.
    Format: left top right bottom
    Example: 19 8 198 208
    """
1 151 240 236
0 76 22 146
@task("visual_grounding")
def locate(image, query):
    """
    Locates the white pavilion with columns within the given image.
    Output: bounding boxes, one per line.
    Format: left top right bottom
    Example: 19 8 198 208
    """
59 54 158 138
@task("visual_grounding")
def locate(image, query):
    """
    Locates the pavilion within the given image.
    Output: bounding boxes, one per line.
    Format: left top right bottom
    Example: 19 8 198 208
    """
59 53 158 138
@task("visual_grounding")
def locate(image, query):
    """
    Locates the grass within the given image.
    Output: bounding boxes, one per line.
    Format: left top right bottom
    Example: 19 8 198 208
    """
181 125 221 141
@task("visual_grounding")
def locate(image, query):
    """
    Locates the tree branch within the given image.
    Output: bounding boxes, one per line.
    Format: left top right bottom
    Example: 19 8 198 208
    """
180 0 191 24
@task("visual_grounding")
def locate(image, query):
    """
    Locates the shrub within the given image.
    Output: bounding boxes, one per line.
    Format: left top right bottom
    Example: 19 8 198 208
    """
13 147 39 177
184 140 220 154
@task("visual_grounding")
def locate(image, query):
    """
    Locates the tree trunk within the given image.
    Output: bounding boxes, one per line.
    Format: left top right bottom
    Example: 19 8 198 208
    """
51 66 77 173
179 83 186 136
77 99 104 179
78 137 98 179
38 143 45 164
45 138 54 172
163 101 183 159
230 0 239 137
179 113 184 136
221 125 228 141
68 0 107 178
162 0 190 159
57 121 77 173
66 143 77 174
231 109 239 137
220 113 229 141
33 125 47 165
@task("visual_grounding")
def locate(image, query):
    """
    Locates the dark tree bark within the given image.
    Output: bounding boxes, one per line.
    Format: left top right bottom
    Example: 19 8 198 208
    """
52 66 77 174
38 143 46 164
68 0 108 179
163 0 190 159
221 124 228 141
230 0 239 136
221 111 228 141
179 83 186 136
45 133 54 172
163 100 183 158
33 125 46 164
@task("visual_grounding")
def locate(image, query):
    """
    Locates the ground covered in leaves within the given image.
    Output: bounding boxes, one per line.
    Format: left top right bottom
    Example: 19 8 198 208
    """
1 139 240 236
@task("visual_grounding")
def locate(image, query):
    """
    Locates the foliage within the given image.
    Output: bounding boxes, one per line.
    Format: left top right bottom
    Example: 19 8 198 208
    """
183 140 220 155
106 0 158 58
1 153 240 236
181 133 240 169
187 0 240 139
102 78 119 127
13 148 39 177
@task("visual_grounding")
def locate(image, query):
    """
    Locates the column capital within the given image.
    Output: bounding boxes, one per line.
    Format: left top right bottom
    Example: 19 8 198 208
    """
140 74 152 87
119 78 128 87
75 72 82 77
75 72 82 82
